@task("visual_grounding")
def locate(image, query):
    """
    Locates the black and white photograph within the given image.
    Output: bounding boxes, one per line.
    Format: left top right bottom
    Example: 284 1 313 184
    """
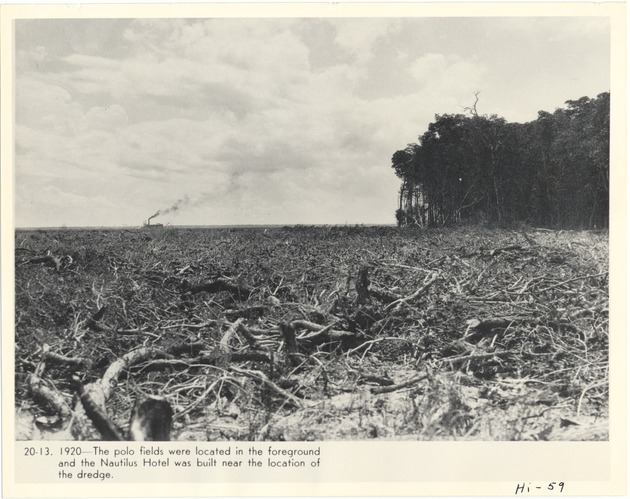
9 12 614 445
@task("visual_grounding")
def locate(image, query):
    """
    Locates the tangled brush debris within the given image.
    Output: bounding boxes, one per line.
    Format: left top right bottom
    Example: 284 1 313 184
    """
14 226 608 441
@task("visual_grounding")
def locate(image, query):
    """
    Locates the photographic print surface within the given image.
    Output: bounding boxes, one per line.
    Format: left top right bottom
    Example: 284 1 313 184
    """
13 15 612 444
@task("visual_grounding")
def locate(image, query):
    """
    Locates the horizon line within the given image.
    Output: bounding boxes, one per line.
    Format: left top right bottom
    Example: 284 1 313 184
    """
15 223 398 230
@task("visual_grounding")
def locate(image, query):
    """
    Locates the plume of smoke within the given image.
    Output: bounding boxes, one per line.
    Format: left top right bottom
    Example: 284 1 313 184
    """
149 196 191 221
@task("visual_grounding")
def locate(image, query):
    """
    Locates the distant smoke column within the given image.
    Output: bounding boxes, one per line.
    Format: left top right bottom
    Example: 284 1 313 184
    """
147 211 160 225
162 196 189 216
147 196 189 225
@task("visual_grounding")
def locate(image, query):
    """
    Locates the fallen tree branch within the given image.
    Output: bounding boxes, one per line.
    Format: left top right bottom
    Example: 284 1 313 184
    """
355 266 371 304
134 351 273 369
291 320 358 344
187 279 253 300
538 272 608 293
76 381 125 441
369 287 399 304
230 367 304 409
371 373 428 394
175 378 223 419
231 351 273 363
358 374 394 386
345 337 413 355
488 245 522 256
291 319 325 332
27 254 64 271
27 345 73 418
43 350 90 368
220 318 245 353
101 347 173 398
73 347 174 440
28 374 72 418
235 321 261 349
280 323 302 367
443 350 515 366
384 272 439 312
168 341 206 357
464 317 525 342
224 305 269 320
85 305 108 331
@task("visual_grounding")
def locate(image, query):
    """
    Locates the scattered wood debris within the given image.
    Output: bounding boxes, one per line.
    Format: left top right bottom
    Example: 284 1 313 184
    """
15 226 609 441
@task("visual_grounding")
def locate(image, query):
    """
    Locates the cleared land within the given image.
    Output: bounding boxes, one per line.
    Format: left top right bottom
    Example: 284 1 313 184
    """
14 225 609 441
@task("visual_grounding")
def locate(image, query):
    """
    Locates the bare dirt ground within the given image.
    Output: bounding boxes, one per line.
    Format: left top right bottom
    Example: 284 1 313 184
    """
14 225 609 441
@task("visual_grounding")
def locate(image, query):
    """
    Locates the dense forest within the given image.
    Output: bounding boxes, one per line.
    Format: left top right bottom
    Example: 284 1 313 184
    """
392 92 610 229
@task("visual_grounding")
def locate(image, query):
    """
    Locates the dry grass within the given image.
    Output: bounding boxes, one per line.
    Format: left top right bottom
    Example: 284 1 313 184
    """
14 225 608 441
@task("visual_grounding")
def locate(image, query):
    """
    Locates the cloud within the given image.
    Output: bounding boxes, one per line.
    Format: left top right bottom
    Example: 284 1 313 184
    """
64 53 120 69
409 53 487 94
333 19 401 64
16 77 83 133
81 104 128 131
16 175 119 227
16 45 49 72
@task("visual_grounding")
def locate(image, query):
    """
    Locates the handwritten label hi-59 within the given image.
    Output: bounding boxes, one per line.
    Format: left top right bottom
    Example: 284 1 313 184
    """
514 482 565 494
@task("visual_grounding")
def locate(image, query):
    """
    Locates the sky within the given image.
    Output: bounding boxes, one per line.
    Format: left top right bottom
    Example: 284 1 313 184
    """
14 17 610 227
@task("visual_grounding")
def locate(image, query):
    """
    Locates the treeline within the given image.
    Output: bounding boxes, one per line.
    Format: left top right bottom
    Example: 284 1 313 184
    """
392 92 609 229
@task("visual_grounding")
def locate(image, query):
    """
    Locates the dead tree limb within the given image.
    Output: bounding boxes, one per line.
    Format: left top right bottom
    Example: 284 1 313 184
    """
220 318 245 353
370 373 428 394
538 272 608 293
231 351 273 363
43 351 90 368
488 245 523 256
76 381 125 441
290 320 325 332
235 321 261 349
279 323 302 367
73 347 173 440
168 341 206 357
101 348 173 398
462 90 481 117
443 350 514 366
291 320 357 344
231 367 304 409
369 287 399 304
27 254 64 271
358 374 394 386
464 317 524 342
385 272 439 312
27 374 72 418
187 279 253 300
27 346 73 417
355 266 371 304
